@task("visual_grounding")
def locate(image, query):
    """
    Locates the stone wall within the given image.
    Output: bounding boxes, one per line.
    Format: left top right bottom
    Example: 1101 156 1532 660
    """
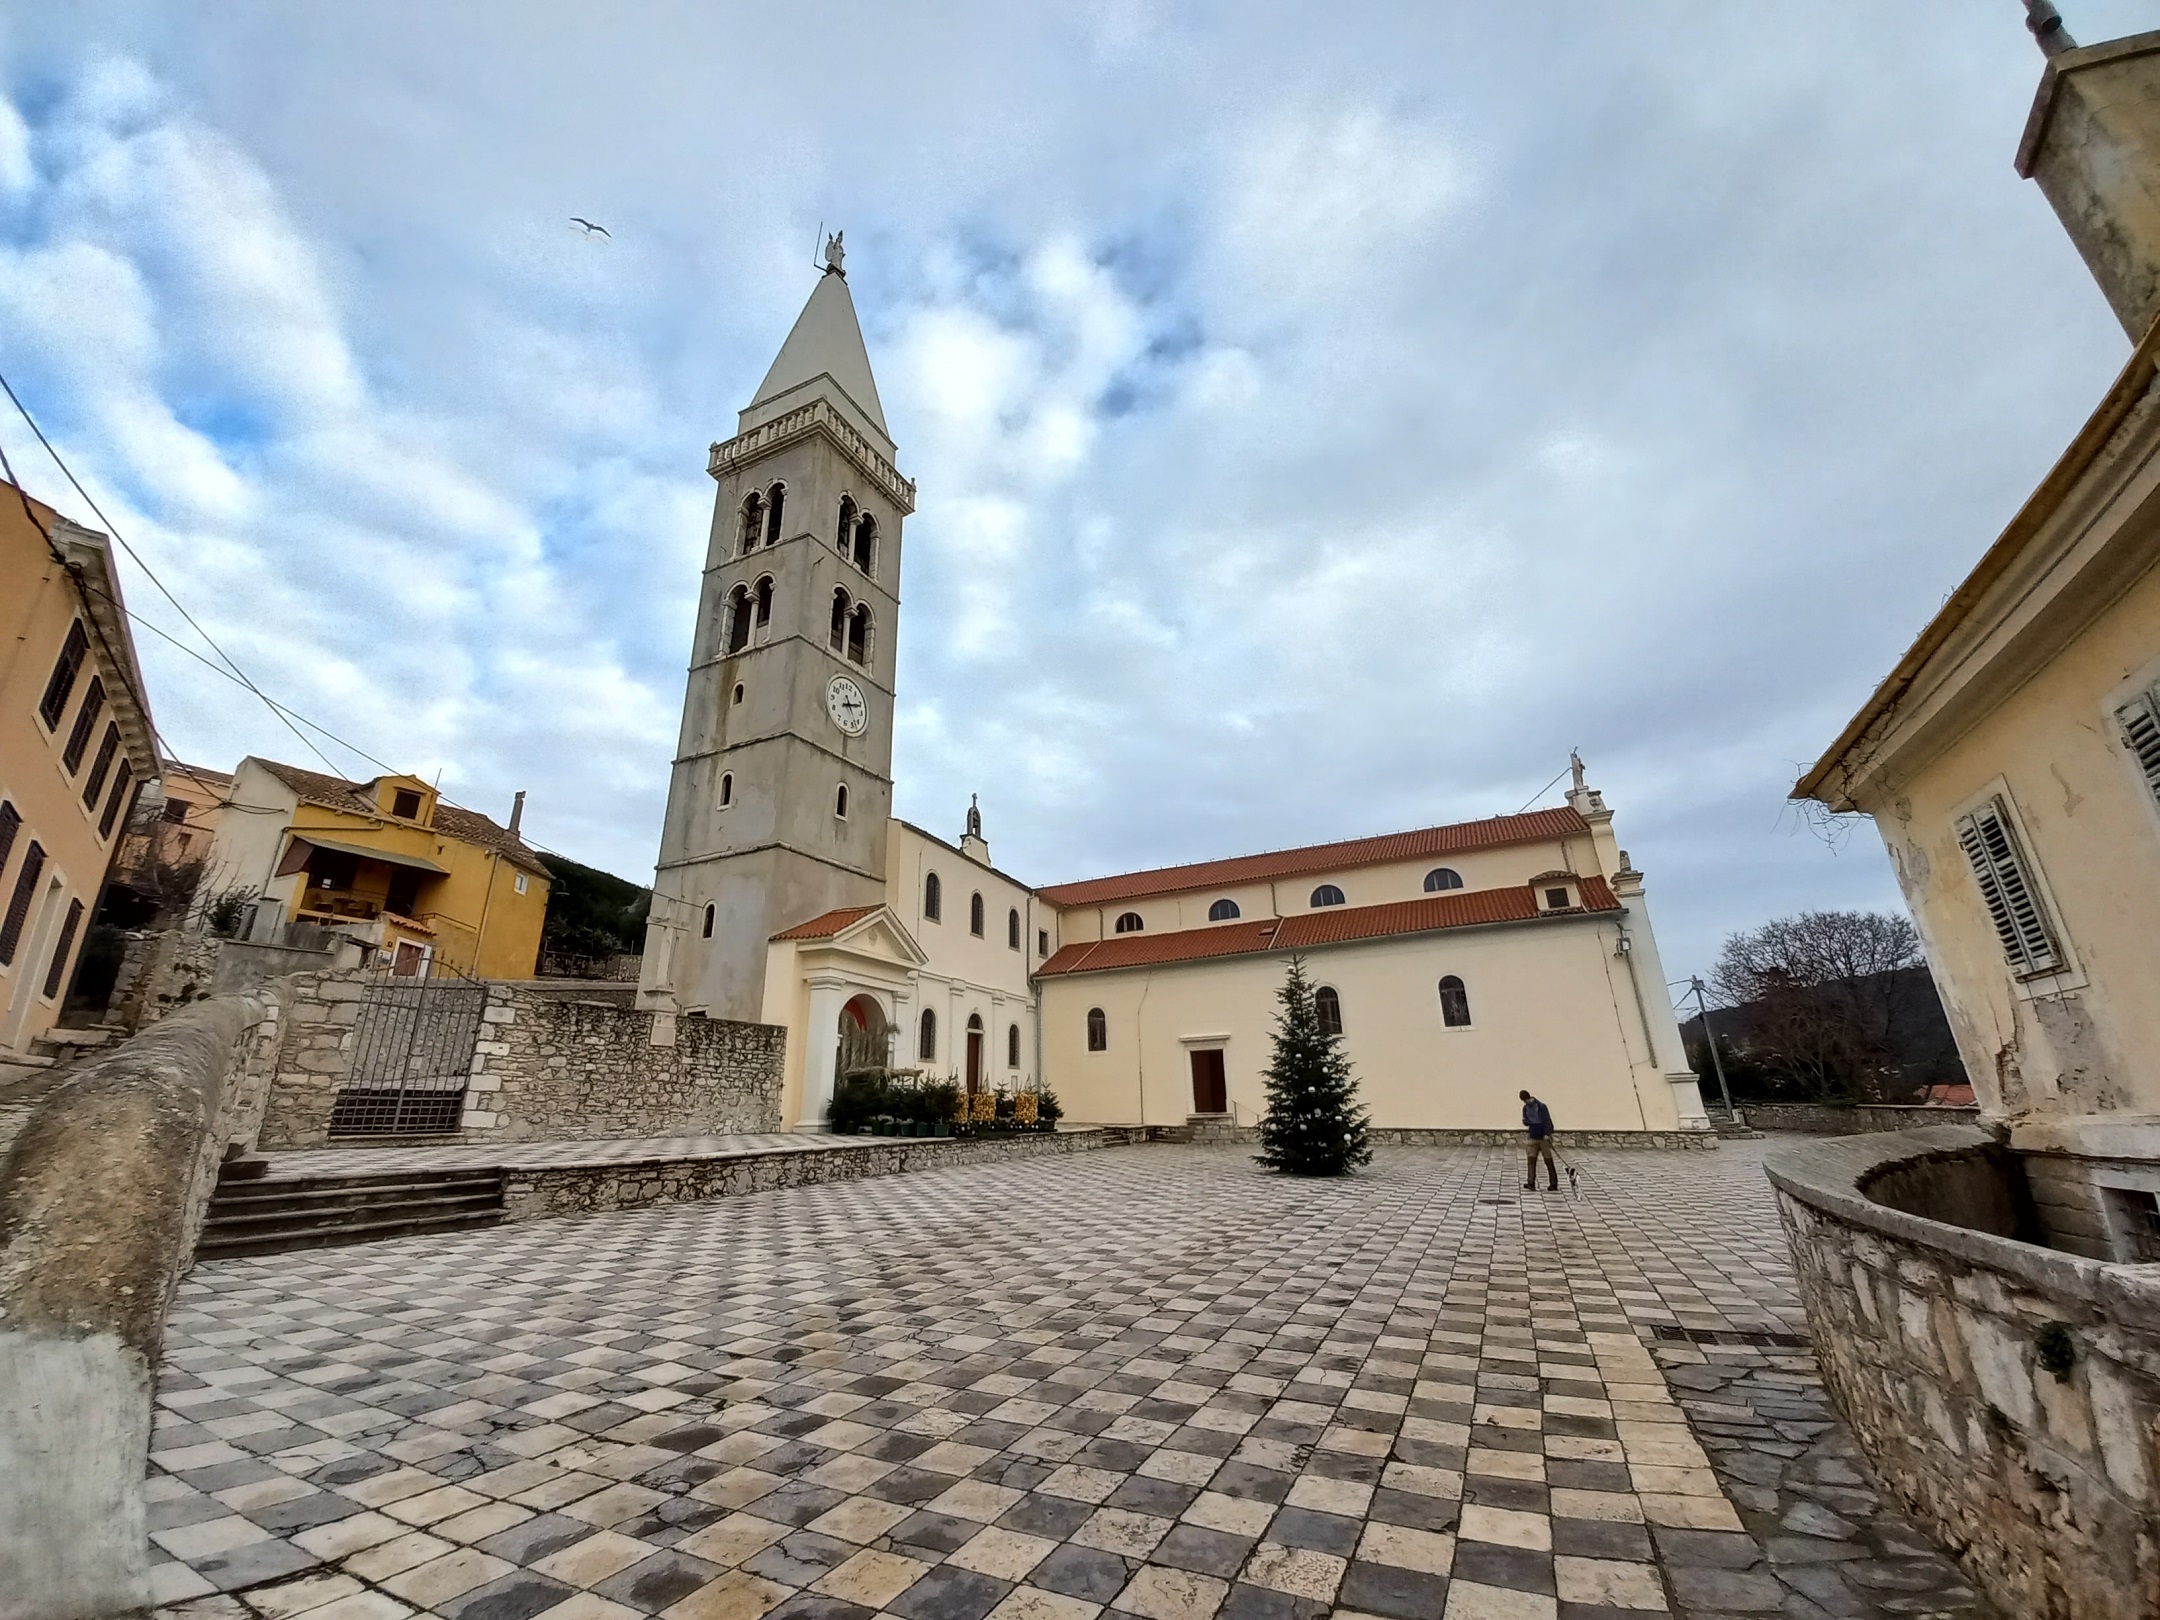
258 970 784 1149
1766 1126 2160 1617
503 1127 1109 1220
0 990 285 1619
1141 1122 1717 1151
1742 1102 1981 1135
106 927 226 1033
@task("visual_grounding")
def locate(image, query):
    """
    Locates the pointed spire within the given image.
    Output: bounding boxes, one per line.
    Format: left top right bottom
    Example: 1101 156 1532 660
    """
966 794 982 840
747 245 889 439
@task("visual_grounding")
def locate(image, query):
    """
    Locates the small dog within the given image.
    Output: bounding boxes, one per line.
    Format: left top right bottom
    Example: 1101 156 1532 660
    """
1565 1164 1579 1194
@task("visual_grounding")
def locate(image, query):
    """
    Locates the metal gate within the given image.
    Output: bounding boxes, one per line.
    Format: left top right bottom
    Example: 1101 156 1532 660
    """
327 964 489 1137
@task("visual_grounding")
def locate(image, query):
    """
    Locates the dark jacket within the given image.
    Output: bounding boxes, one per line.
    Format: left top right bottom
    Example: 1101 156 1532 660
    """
1522 1098 1554 1138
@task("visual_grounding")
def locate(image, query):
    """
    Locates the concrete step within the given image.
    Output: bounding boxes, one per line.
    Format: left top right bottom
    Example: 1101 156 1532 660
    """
198 1164 505 1258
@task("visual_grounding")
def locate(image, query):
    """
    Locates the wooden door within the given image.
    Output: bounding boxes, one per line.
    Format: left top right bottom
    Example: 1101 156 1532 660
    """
966 1030 984 1096
1190 1049 1227 1114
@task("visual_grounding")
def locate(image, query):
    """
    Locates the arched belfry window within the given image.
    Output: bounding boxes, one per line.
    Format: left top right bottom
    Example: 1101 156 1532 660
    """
1114 912 1144 934
1310 885 1346 908
919 1008 937 1061
739 492 764 556
1424 868 1463 893
831 588 851 650
1315 985 1343 1037
1208 898 1240 922
764 482 786 546
836 496 856 552
753 576 774 640
970 893 985 937
1008 1023 1021 1068
1008 908 1021 949
847 604 871 666
853 513 877 576
726 585 752 653
1439 976 1471 1028
1086 1007 1107 1051
924 871 942 922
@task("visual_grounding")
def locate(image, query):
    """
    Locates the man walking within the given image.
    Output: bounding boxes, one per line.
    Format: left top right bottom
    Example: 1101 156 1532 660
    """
1520 1089 1558 1191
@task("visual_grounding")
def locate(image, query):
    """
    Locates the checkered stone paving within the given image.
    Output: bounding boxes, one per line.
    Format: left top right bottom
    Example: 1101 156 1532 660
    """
146 1140 1989 1620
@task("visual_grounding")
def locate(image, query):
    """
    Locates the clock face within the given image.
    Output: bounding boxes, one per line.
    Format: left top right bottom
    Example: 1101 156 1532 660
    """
826 675 869 736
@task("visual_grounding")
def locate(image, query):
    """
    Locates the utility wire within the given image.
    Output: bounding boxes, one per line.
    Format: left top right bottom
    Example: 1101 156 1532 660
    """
1513 761 1573 816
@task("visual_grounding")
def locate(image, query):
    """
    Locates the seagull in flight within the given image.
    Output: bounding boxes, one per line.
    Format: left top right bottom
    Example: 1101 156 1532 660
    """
570 217 611 238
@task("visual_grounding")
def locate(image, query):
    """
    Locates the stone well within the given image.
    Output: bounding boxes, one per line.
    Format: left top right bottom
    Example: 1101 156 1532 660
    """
1766 1125 2160 1616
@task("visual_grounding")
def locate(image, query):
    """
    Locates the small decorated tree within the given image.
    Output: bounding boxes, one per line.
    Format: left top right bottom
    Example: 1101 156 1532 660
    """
1256 956 1372 1176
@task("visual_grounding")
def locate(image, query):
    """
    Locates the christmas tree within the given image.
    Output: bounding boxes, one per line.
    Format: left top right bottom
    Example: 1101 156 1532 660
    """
1255 956 1372 1176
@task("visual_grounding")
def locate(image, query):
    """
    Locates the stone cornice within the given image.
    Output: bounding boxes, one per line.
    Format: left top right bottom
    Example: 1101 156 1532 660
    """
711 397 916 514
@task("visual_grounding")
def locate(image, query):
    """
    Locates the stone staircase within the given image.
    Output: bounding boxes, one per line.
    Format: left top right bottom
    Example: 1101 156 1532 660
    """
197 1158 506 1259
1706 1106 1765 1140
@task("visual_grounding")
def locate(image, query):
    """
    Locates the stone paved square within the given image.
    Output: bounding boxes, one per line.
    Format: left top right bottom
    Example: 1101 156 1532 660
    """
147 1142 1986 1619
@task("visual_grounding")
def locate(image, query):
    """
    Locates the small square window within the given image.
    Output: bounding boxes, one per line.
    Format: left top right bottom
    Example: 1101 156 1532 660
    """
514 872 529 894
161 799 188 824
391 788 422 819
1038 930 1049 956
1544 887 1569 909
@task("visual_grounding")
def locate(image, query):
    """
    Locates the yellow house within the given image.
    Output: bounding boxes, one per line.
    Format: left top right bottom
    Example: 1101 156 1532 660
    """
1 482 158 1060
208 758 549 980
1795 24 2160 1256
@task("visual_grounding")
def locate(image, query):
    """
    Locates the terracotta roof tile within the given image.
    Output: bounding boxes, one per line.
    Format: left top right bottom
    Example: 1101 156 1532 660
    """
1038 877 1619 977
771 904 881 942
1036 806 1590 908
251 757 548 876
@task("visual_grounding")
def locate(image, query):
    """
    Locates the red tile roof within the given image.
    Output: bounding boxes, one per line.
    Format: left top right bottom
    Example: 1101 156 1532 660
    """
1035 807 1590 908
1038 877 1620 977
771 905 882 942
252 758 549 876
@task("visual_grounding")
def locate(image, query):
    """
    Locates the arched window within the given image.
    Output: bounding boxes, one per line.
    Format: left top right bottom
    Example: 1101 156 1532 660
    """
919 1008 937 1062
732 682 745 705
1008 1023 1021 1067
1315 985 1343 1037
1439 976 1472 1028
753 576 774 636
967 1012 984 1034
718 773 733 808
835 783 849 818
1086 1007 1107 1051
847 604 871 666
1114 912 1144 934
830 588 851 650
1423 868 1464 892
853 513 877 575
702 902 716 939
836 495 856 552
970 893 985 936
764 481 786 546
1208 898 1240 921
924 871 942 921
1310 885 1346 908
1008 908 1021 949
725 585 752 653
739 492 764 556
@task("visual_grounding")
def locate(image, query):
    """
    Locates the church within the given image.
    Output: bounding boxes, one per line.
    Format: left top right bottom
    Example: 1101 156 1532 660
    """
638 241 1711 1140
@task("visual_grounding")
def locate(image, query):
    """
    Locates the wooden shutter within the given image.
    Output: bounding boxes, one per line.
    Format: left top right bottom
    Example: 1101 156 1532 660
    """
2116 689 2160 811
1955 799 2060 975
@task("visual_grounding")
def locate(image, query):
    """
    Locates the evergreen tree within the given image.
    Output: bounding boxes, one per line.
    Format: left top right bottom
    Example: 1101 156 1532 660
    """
1256 956 1372 1176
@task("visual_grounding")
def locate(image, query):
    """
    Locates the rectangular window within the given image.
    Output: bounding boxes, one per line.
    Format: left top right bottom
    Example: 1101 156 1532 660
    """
1544 887 1569 910
1038 929 1049 956
2117 689 2160 812
37 622 88 730
514 872 528 894
1955 797 2062 976
391 788 423 819
82 723 121 808
0 840 47 965
61 677 106 773
42 898 83 1000
100 763 134 839
0 800 18 877
161 798 188 823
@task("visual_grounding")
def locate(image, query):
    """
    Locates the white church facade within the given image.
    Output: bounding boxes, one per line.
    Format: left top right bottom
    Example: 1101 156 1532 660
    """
640 243 1710 1138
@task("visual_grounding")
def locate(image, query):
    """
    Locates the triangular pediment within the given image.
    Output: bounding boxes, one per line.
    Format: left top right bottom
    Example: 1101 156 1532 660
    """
796 905 929 970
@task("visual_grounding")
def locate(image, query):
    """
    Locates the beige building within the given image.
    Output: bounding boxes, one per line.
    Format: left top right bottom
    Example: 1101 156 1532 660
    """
1795 24 2160 1254
645 244 1709 1139
0 483 158 1058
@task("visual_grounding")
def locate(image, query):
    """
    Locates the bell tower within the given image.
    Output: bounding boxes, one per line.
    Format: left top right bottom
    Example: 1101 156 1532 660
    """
640 237 915 1022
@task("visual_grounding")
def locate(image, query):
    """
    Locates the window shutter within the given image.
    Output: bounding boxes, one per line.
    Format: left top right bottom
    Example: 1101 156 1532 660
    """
1955 799 2060 975
2116 689 2160 811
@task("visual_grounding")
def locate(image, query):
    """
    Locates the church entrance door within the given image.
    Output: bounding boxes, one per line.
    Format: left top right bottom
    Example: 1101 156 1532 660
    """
965 1018 984 1096
1190 1049 1227 1114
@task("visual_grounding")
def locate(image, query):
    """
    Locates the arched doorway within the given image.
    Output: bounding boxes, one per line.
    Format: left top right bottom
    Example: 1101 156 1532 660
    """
965 1013 985 1097
838 994 888 1081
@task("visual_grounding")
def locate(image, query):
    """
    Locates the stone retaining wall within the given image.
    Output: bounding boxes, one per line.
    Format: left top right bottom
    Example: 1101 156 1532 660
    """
1765 1126 2160 1616
1129 1123 1717 1150
502 1127 1110 1221
0 990 284 1619
1741 1102 1980 1134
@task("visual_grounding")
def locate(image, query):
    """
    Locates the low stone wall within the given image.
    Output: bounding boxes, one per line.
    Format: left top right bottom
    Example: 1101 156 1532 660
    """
1742 1102 1981 1134
1127 1123 1717 1150
1765 1126 2160 1617
502 1127 1111 1221
258 972 785 1149
0 991 284 1620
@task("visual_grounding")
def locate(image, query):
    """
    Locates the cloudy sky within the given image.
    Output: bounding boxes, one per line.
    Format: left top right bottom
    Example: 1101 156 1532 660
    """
0 2 2148 994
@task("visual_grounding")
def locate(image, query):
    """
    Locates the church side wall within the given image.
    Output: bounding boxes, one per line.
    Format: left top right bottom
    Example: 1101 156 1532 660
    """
1040 914 1678 1132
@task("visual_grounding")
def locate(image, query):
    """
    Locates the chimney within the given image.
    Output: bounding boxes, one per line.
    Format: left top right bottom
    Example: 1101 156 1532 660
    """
508 790 526 838
2017 14 2160 339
